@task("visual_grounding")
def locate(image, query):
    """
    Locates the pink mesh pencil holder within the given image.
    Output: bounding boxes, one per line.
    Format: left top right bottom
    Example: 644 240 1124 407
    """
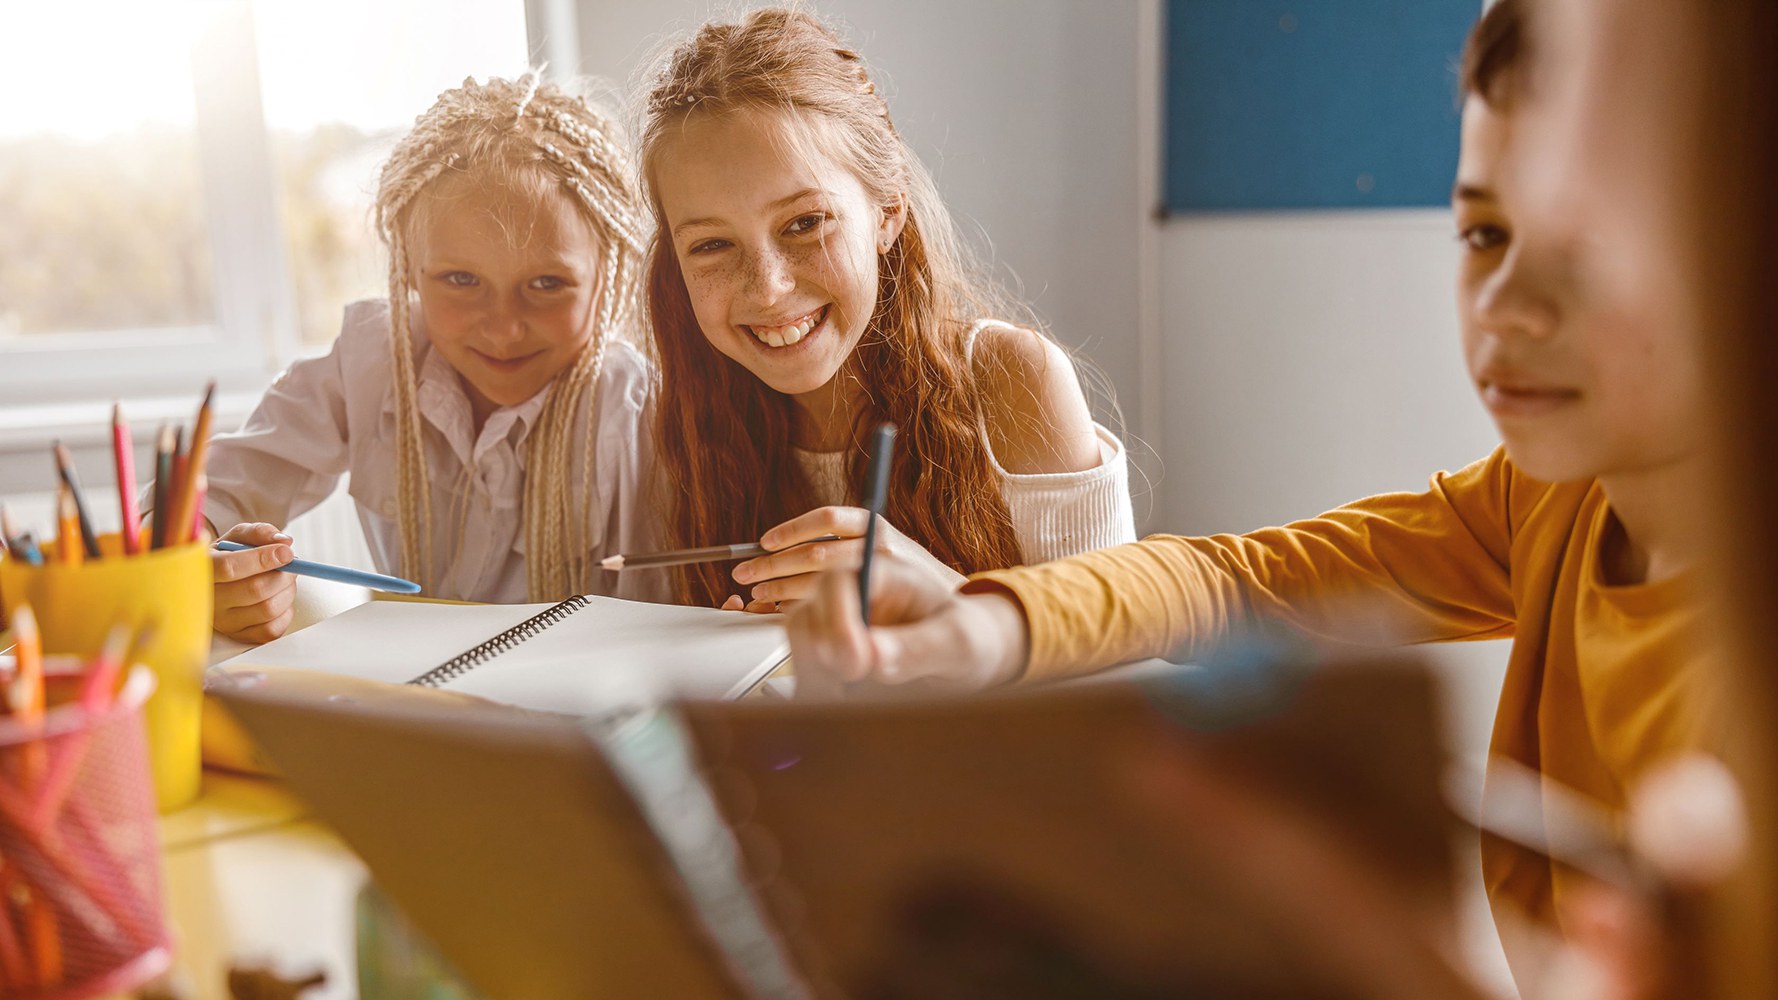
0 667 172 999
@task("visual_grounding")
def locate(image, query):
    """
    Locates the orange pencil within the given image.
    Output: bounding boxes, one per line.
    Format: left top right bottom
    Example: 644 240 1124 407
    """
54 488 82 567
0 870 27 986
6 604 60 987
113 403 141 556
9 603 43 719
8 604 46 787
24 889 60 987
167 381 215 546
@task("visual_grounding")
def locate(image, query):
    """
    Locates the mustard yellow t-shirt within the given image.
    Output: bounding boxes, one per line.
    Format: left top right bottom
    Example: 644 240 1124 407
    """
969 446 1708 961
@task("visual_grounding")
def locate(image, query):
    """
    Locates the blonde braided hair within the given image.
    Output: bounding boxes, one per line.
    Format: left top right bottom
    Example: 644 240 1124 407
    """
373 73 650 600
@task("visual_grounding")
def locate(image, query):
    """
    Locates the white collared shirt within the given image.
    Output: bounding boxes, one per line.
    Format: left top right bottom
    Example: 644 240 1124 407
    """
198 299 667 604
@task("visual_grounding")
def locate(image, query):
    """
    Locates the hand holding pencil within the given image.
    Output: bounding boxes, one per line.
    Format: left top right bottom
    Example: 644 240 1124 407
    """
686 426 962 613
706 507 962 613
210 523 300 644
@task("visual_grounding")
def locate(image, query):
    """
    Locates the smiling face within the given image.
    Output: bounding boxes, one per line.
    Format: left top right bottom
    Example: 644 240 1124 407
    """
410 176 603 424
651 107 905 405
1454 95 1704 484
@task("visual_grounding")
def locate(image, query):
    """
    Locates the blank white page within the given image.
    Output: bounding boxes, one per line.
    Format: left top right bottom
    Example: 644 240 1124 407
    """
214 597 787 710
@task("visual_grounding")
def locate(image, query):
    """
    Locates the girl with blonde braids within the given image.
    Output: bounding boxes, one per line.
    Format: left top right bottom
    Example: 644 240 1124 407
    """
202 73 666 643
640 8 1137 611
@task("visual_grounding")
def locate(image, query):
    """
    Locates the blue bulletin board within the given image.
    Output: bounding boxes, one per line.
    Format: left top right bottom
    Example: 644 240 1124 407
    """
1164 1 1481 213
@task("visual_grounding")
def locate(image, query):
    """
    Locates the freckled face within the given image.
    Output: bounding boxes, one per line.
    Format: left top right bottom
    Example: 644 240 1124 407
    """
651 108 904 400
411 180 603 417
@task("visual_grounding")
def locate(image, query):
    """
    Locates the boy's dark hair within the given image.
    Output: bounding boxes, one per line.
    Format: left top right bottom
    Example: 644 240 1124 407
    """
1461 0 1526 106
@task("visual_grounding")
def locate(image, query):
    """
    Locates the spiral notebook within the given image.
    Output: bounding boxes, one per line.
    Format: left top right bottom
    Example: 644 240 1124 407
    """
211 595 789 714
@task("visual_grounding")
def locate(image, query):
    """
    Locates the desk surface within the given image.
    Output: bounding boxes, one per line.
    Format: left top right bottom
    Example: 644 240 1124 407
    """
152 580 377 999
153 773 362 1000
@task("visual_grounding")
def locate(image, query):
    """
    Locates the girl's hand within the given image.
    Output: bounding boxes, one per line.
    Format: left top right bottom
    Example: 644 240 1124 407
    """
784 557 1030 700
212 522 297 644
719 594 777 614
731 506 965 611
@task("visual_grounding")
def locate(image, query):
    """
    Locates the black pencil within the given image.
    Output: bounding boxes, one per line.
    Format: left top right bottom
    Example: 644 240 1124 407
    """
857 423 897 625
150 424 175 550
51 441 102 559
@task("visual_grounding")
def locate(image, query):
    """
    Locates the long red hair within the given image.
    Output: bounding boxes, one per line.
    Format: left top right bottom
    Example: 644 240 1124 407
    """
640 8 1029 605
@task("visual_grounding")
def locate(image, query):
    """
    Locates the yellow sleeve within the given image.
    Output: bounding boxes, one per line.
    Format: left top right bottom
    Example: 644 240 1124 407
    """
965 448 1526 681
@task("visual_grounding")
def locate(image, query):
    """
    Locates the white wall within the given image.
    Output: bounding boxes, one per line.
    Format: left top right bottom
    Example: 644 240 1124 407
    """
1155 210 1502 533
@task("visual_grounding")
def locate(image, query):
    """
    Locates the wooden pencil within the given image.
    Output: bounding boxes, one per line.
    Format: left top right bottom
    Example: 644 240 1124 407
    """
167 381 215 546
150 424 175 550
51 442 101 559
112 403 141 555
601 535 843 571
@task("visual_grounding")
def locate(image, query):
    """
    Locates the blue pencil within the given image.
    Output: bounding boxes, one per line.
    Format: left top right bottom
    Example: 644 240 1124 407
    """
213 540 422 594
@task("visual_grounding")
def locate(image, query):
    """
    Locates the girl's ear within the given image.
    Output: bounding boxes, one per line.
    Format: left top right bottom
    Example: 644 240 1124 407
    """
878 193 909 253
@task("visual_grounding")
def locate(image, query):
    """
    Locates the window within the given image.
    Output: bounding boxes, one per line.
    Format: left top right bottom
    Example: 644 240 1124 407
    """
0 0 531 404
252 0 533 348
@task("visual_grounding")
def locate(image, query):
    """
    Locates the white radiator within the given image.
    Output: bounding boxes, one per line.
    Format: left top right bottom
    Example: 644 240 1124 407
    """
284 482 376 572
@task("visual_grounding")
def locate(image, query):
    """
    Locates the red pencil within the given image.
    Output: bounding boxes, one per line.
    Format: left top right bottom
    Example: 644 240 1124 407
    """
189 472 209 543
112 403 140 555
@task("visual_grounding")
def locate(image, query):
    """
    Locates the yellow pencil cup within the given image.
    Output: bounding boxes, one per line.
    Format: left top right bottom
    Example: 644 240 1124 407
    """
0 534 211 812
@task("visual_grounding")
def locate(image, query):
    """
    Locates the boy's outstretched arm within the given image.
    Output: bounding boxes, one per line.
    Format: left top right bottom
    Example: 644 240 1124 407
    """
793 449 1531 693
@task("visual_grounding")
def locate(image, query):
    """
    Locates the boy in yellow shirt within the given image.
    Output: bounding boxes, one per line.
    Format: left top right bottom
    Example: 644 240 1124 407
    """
782 0 1712 974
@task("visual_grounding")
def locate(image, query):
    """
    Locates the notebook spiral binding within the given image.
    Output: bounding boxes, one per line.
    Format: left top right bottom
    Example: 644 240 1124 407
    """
407 596 590 688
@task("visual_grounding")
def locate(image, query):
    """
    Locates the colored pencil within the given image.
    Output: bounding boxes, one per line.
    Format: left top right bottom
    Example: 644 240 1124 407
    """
169 425 187 537
857 423 897 625
0 504 34 565
0 878 26 986
50 442 101 560
7 531 44 567
167 381 215 546
8 604 43 719
29 623 154 834
212 540 422 593
80 623 133 715
190 472 209 542
54 487 82 567
600 534 845 571
112 403 141 555
150 424 174 550
8 603 49 857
